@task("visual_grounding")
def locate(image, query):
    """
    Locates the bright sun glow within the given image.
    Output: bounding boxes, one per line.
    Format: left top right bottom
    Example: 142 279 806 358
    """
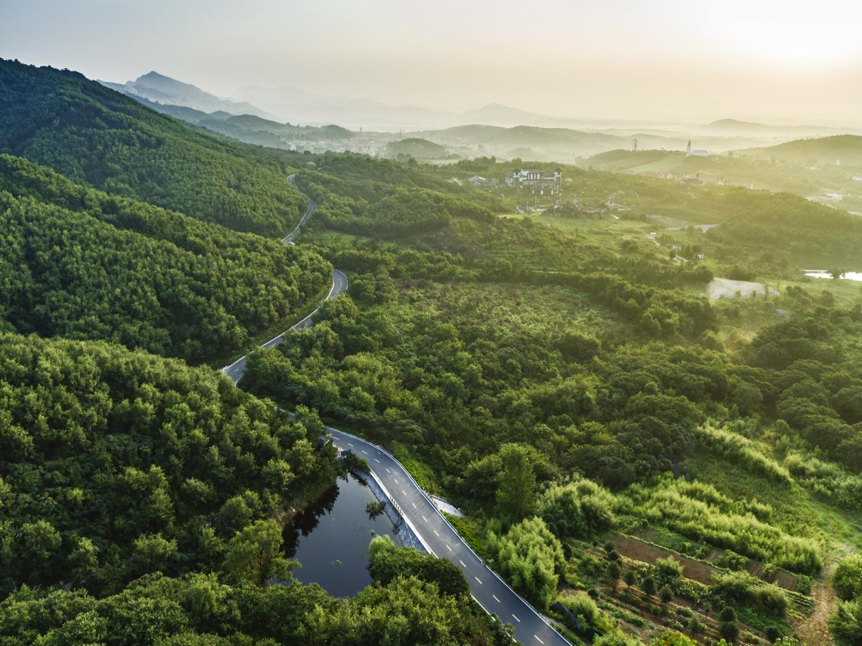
705 0 862 67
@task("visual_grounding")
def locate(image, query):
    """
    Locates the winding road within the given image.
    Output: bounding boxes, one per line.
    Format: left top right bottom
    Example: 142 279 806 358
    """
221 175 571 646
222 175 348 384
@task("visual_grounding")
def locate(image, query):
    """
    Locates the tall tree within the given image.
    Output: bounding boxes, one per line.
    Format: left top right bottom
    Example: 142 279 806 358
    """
222 519 294 587
497 444 537 519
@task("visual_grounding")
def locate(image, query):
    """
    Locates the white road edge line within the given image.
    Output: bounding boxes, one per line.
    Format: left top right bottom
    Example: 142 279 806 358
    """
322 430 572 646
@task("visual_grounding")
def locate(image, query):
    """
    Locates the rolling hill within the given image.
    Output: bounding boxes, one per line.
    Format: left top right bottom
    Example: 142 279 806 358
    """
698 118 847 139
738 135 862 167
0 59 307 236
385 137 452 159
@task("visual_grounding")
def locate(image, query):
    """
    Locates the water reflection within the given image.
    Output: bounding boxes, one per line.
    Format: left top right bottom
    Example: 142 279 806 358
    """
283 472 401 597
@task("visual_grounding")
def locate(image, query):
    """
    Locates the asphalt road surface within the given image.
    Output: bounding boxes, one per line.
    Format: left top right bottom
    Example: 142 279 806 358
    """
326 427 571 646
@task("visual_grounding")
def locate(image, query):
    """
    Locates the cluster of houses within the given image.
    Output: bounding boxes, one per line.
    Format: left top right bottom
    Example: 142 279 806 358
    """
459 167 565 197
505 168 563 195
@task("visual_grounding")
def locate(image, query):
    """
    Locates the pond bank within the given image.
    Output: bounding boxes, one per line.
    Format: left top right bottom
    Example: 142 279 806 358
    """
356 469 428 553
283 471 405 597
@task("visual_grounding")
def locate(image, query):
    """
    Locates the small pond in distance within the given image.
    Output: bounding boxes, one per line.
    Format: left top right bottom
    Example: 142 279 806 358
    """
283 472 401 597
805 270 862 282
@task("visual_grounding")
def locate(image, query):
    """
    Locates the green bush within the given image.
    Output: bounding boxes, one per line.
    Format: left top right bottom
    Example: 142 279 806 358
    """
719 606 738 622
718 550 749 571
833 554 862 601
491 517 564 609
538 479 617 539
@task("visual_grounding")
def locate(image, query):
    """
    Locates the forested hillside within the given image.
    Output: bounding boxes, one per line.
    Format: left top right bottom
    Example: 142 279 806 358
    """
0 333 335 595
0 155 331 361
4 55 862 645
238 150 862 644
0 59 306 236
0 333 507 644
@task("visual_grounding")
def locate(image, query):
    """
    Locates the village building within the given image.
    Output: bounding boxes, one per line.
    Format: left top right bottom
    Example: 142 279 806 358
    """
505 168 562 195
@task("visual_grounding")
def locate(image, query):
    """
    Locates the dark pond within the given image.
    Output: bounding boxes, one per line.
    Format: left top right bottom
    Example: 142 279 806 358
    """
283 472 401 597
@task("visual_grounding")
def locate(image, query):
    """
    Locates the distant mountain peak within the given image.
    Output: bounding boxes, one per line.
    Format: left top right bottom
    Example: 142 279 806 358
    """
110 71 271 119
705 118 767 128
137 71 171 81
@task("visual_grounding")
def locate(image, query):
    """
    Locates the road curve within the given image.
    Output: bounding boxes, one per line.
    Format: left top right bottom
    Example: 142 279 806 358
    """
326 427 571 646
222 175 347 384
284 174 315 243
225 174 570 645
222 268 347 383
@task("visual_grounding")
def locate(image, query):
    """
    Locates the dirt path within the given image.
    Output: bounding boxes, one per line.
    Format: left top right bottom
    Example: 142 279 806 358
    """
793 552 847 645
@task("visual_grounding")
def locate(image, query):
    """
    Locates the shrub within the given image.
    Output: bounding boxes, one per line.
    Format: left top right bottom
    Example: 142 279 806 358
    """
719 606 738 622
642 576 657 596
718 550 749 571
830 598 862 646
833 554 862 601
711 572 788 617
492 517 564 609
656 556 684 584
538 479 617 539
720 620 740 642
559 591 615 633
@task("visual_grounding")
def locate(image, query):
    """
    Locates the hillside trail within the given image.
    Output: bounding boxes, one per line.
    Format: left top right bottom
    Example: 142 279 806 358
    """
793 547 852 645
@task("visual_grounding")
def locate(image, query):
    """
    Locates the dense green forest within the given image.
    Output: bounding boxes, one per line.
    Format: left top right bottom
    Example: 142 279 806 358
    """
239 151 862 644
0 154 331 361
0 333 338 596
0 336 508 644
0 59 307 236
3 58 862 645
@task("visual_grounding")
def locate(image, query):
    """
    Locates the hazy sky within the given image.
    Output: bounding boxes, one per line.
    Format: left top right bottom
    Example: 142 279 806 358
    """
3 0 862 125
